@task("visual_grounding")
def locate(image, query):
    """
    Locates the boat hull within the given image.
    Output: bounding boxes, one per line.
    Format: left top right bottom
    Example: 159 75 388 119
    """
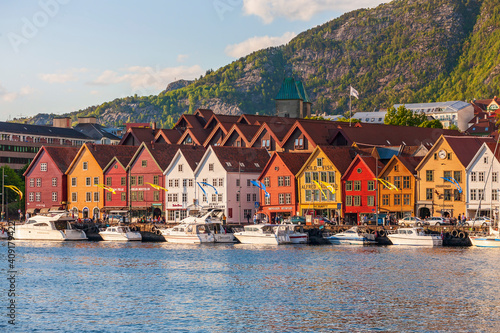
162 233 215 244
14 228 87 241
214 233 237 243
470 236 500 247
289 233 308 244
100 231 142 241
326 236 373 245
234 234 290 245
387 235 442 246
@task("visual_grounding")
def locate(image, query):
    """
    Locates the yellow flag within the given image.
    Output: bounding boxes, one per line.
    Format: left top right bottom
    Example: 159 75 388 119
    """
5 185 23 200
312 180 328 199
97 184 116 194
374 178 398 191
147 182 168 192
320 181 336 194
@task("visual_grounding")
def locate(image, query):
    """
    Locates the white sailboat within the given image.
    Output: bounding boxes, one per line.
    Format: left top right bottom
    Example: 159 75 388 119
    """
469 227 500 247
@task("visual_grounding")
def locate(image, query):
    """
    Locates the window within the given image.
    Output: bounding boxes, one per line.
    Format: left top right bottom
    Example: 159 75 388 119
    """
263 177 269 187
346 195 352 206
178 164 183 172
138 176 143 185
394 165 399 172
478 189 485 200
107 192 112 201
174 179 179 187
35 192 41 202
454 171 461 183
52 192 57 202
492 189 498 201
367 196 374 206
94 177 99 185
278 176 284 187
426 188 433 200
154 175 159 185
470 189 477 201
29 192 34 202
320 172 327 182
305 190 311 202
252 193 257 201
94 192 100 202
312 172 319 182
36 178 41 187
168 179 173 187
209 163 214 171
394 194 401 205
317 158 323 167
479 172 485 182
284 176 291 186
471 172 477 182
153 191 160 201
354 181 361 191
346 181 352 191
484 156 488 164
188 179 193 187
183 179 188 187
236 193 240 202
403 176 410 189
121 177 126 186
367 181 374 191
285 193 291 204
493 172 498 182
213 178 218 187
443 171 451 179
138 191 144 201
328 172 335 183
202 194 207 202
182 193 187 203
426 170 434 182
71 193 77 202
247 193 251 202
236 179 240 187
106 177 112 186
217 194 223 202
218 178 224 187
305 172 311 184
40 163 47 171
121 192 126 201
279 193 284 204
52 178 57 187
83 162 88 170
313 190 320 202
142 160 147 167
30 178 34 187
382 194 389 205
394 176 401 189
247 179 251 187
86 192 92 202
454 189 461 201
265 195 270 205
444 189 451 201
353 196 361 206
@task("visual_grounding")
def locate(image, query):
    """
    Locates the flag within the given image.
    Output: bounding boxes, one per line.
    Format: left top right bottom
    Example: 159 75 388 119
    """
147 182 168 192
320 181 336 194
250 180 270 198
5 185 23 200
350 86 359 99
97 183 116 194
200 182 218 195
197 182 208 201
312 180 328 199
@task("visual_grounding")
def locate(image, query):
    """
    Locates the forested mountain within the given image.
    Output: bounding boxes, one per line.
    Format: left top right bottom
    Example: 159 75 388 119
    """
24 0 500 127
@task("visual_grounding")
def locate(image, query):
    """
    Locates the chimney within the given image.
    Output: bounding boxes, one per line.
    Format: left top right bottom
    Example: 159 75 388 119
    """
53 117 71 128
476 117 479 124
152 122 157 130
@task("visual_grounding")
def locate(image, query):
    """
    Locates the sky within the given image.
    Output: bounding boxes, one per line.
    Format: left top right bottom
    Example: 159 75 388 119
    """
0 0 387 121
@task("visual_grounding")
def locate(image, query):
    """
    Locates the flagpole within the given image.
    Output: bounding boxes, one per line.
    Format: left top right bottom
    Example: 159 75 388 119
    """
349 85 352 127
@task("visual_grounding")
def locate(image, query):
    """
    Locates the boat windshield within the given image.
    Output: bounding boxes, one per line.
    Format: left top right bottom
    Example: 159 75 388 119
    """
53 221 69 231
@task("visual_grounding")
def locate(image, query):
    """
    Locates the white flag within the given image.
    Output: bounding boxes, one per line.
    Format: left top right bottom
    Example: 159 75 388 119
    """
350 86 359 99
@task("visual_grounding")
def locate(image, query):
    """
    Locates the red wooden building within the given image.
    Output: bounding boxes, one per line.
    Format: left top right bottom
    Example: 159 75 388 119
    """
24 146 79 215
341 155 385 224
257 152 309 222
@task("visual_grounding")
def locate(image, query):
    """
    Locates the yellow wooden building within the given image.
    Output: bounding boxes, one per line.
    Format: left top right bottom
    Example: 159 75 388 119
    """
378 155 422 219
415 135 493 219
296 146 354 221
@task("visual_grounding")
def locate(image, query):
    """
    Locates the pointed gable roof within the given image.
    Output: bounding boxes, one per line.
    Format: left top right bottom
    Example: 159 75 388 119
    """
220 123 260 146
177 127 209 146
281 119 346 148
24 146 79 176
203 113 240 130
119 127 159 145
87 144 138 169
320 146 358 174
445 135 495 167
193 108 214 121
342 154 385 180
129 143 184 172
275 152 310 175
154 128 183 144
178 145 207 171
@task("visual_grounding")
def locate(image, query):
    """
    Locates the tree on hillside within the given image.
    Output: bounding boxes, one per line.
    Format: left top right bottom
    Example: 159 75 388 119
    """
419 119 443 129
384 105 427 127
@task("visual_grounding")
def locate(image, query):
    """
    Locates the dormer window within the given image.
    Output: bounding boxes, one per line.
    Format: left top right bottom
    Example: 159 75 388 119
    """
254 163 260 168
83 162 88 170
239 162 245 167
226 162 232 167
40 163 47 172
294 136 304 149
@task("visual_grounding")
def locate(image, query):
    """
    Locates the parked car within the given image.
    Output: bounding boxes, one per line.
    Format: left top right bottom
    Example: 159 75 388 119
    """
313 216 337 226
464 217 492 227
425 217 451 226
290 215 306 225
363 216 385 226
398 217 427 227
107 214 128 223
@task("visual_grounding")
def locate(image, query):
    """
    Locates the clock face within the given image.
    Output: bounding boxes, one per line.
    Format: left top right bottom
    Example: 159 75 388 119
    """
438 149 447 159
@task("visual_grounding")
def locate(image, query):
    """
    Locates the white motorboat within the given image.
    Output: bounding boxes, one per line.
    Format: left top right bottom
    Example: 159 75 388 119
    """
469 227 500 247
99 226 142 241
233 224 291 245
160 222 215 243
325 227 376 245
0 228 9 239
14 213 87 241
283 224 308 244
387 227 442 246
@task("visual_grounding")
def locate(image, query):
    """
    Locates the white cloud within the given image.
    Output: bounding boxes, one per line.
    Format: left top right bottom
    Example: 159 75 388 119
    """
242 0 388 23
177 54 189 63
0 83 35 102
89 65 204 92
225 31 296 58
38 68 88 83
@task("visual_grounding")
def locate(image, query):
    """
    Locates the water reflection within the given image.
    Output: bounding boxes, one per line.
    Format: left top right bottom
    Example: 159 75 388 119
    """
2 241 500 332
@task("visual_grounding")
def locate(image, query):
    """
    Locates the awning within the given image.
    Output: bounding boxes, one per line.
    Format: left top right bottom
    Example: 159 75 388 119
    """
40 208 50 214
26 208 35 214
110 210 128 213
50 206 63 211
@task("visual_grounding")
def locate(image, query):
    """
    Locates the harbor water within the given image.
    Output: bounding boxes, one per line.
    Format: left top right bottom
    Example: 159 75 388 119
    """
1 241 500 332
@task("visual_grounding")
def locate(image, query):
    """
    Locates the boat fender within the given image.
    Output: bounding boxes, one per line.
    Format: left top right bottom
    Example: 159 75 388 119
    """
155 229 161 235
378 230 386 237
458 232 466 239
451 230 459 238
152 226 158 232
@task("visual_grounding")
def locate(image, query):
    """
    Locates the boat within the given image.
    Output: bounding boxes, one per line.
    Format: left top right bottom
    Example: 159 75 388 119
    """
387 227 442 246
0 227 8 239
161 208 237 243
160 222 215 243
469 227 500 247
283 224 308 244
324 227 376 245
99 226 142 241
233 224 291 245
13 213 87 241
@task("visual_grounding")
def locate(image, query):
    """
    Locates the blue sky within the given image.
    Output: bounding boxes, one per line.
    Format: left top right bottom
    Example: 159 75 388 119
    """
0 0 387 121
